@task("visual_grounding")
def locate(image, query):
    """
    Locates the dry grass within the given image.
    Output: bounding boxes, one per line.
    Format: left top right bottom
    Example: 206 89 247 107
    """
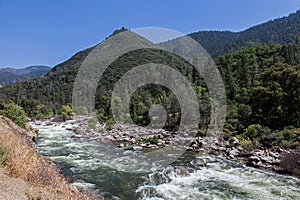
0 116 99 200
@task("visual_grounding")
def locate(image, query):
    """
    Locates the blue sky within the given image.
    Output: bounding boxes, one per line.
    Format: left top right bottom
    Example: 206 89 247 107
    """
0 0 300 68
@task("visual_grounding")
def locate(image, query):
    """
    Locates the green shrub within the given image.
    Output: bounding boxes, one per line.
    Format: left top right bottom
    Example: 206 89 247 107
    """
0 103 27 129
243 124 264 140
239 138 255 150
59 105 74 121
142 135 159 144
87 118 97 129
275 127 299 148
73 106 88 115
106 118 116 125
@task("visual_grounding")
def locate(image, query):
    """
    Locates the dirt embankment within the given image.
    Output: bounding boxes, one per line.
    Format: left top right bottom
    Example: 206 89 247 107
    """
0 167 28 200
0 115 98 200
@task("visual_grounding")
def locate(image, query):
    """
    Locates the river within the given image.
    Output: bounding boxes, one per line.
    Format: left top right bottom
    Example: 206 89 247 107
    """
31 120 300 200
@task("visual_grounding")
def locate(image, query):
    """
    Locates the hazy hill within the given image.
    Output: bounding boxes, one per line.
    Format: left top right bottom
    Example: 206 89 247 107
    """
0 66 51 87
189 9 300 57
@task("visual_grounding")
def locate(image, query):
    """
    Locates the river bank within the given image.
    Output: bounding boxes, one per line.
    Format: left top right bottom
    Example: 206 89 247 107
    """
0 115 98 200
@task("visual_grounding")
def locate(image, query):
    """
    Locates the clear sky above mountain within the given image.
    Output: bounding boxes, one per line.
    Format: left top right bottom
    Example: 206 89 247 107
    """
0 0 300 68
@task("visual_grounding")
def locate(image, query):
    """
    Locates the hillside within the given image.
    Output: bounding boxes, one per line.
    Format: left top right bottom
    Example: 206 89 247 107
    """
0 48 94 109
189 9 300 57
0 66 51 87
0 32 197 128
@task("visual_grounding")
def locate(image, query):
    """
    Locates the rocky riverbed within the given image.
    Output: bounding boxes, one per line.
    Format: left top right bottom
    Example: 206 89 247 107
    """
31 117 300 199
37 116 300 177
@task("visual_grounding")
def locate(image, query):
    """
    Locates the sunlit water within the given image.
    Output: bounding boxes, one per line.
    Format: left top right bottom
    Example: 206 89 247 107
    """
32 121 300 200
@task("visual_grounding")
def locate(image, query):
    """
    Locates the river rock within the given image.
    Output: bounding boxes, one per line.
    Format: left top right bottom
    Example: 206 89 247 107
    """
118 143 125 148
177 168 190 176
132 146 143 151
249 156 261 163
147 144 158 149
260 155 273 164
230 137 239 145
191 158 207 168
71 134 81 139
237 146 244 151
218 146 227 151
140 143 147 147
229 149 240 157
269 151 279 158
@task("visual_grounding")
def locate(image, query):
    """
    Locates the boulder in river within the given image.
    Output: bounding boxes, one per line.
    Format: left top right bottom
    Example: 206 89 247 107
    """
191 158 207 168
118 143 125 148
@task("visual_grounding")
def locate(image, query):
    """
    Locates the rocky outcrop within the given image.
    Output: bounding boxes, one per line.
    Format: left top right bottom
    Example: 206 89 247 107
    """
279 151 300 176
207 136 300 176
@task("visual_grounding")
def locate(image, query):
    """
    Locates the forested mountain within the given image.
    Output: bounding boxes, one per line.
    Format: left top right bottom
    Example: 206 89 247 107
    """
0 65 51 87
0 33 203 128
0 10 299 146
189 9 300 57
0 48 93 111
0 35 299 131
217 42 300 130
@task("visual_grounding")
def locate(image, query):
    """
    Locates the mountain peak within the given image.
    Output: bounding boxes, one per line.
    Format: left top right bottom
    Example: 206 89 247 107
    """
106 27 128 39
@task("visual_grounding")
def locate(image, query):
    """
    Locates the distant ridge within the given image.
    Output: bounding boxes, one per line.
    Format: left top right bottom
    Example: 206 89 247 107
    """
189 9 300 57
0 65 51 86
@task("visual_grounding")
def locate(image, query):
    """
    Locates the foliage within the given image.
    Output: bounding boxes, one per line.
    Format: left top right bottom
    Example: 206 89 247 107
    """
235 124 267 149
219 42 300 132
20 99 54 118
239 138 256 150
274 127 300 149
251 64 300 129
59 105 74 121
87 118 97 129
142 135 159 145
242 124 264 140
0 102 27 129
73 106 88 115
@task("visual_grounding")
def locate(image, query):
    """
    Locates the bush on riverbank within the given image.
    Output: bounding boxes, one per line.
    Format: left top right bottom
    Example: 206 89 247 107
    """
0 102 27 129
225 123 300 150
